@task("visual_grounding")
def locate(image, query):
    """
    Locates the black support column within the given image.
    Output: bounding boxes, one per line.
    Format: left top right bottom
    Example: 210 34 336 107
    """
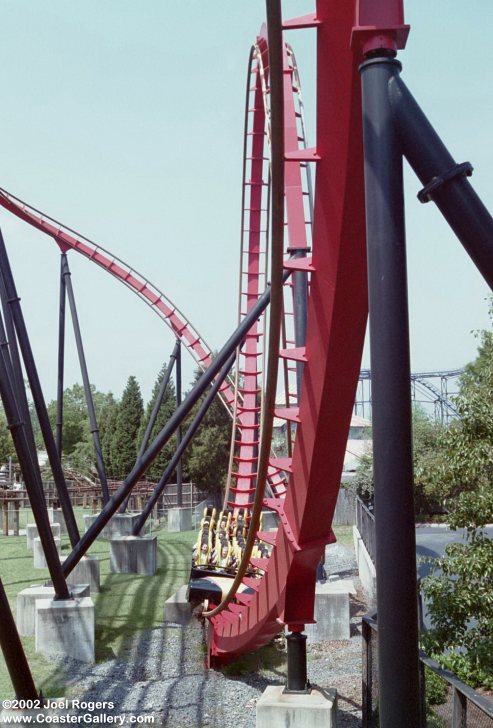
360 55 420 728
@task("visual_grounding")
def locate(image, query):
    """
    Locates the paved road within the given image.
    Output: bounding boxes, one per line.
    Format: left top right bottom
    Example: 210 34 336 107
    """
416 525 493 579
415 525 493 629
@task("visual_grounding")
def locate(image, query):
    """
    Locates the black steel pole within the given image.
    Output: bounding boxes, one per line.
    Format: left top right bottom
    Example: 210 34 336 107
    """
62 280 278 576
0 578 38 698
285 630 309 693
0 273 40 473
132 352 236 535
360 55 420 728
56 254 66 457
62 255 109 505
175 340 183 508
0 239 80 548
388 72 493 291
0 319 70 599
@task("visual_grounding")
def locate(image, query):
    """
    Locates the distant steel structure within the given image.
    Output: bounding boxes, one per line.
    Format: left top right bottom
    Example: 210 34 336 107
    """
355 368 462 423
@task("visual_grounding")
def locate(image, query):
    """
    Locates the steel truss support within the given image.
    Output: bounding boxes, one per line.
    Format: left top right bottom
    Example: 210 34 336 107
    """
132 351 236 535
62 280 277 576
360 55 420 728
0 578 38 698
56 253 66 457
175 340 183 507
0 234 79 550
360 43 493 726
61 253 109 504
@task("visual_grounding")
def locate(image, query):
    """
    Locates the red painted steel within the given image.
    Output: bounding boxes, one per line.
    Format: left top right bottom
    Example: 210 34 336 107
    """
0 188 236 411
209 0 368 659
224 29 315 511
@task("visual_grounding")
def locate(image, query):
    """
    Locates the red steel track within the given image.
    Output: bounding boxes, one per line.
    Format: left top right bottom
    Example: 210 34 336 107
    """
224 29 314 510
209 1 369 660
0 187 236 411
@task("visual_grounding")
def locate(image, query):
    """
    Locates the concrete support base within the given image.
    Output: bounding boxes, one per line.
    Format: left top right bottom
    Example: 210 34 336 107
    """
33 537 61 569
167 507 192 532
164 585 192 625
353 526 376 601
16 584 90 636
51 509 67 535
66 555 101 594
26 523 61 552
109 536 157 575
260 510 279 531
305 580 356 643
84 513 141 539
256 686 337 728
35 597 95 663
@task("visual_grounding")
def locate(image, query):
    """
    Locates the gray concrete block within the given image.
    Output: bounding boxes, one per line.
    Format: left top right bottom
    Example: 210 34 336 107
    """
84 513 141 539
16 584 90 636
66 555 101 594
51 509 67 535
164 585 192 625
260 510 279 531
35 596 95 663
33 537 61 569
305 580 356 643
26 523 61 552
109 536 157 575
353 525 376 600
256 686 337 728
167 507 192 532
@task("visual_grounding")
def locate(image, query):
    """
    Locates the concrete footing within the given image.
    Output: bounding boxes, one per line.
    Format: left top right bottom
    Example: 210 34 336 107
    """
35 596 95 663
16 584 90 636
256 686 337 728
167 507 192 532
66 555 101 594
33 537 61 568
51 509 67 535
109 536 157 575
26 523 61 552
305 579 356 643
260 510 279 531
84 513 141 539
353 525 376 600
164 585 192 625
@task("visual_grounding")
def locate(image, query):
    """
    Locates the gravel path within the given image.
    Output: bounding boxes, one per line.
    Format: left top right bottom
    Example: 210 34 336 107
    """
54 543 367 728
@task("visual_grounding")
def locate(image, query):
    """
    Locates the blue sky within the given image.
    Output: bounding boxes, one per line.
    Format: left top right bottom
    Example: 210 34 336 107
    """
0 1 491 404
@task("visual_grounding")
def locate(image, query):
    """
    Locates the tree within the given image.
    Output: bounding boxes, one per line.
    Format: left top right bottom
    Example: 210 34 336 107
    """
99 393 119 477
421 485 493 688
419 306 493 688
0 408 16 463
182 365 231 498
110 376 144 479
137 364 177 482
351 404 444 514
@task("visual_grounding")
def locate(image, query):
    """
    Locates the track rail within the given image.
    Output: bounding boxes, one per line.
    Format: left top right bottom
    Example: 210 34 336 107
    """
223 29 314 510
209 1 369 660
0 186 236 411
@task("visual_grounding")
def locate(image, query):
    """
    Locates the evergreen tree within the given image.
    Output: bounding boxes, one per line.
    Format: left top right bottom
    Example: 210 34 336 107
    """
137 364 177 481
99 393 119 477
182 364 231 498
110 376 144 479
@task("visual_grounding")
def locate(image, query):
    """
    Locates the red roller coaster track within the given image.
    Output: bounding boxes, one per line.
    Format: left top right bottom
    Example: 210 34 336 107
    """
208 0 369 660
0 186 237 412
0 0 374 664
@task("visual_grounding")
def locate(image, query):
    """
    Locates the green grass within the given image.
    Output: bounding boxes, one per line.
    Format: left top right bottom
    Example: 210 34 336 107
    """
0 511 196 699
332 525 355 548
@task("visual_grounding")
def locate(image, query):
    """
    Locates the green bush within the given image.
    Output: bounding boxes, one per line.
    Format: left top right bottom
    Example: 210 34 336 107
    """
425 667 447 706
